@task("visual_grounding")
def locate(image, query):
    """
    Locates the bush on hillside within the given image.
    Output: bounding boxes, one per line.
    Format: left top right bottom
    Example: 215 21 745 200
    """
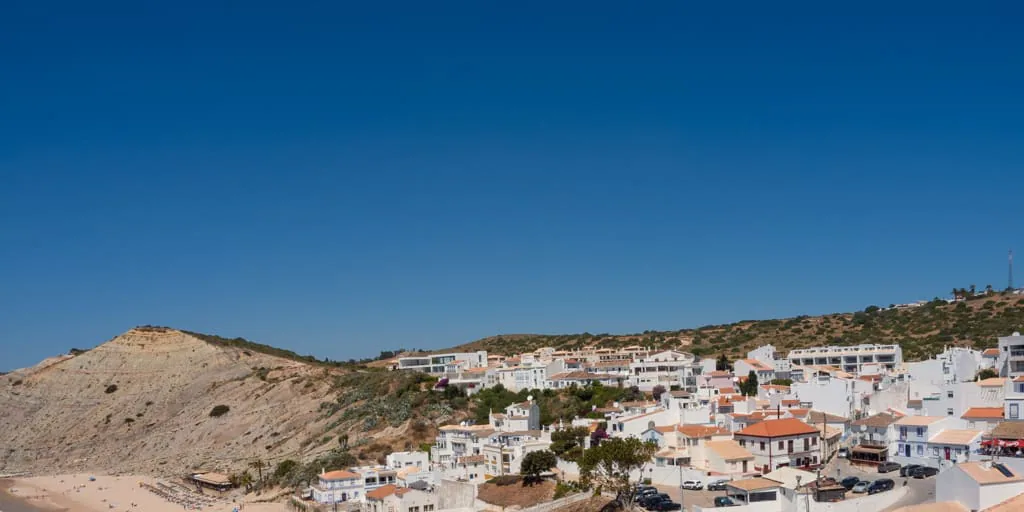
105 384 118 394
210 405 231 417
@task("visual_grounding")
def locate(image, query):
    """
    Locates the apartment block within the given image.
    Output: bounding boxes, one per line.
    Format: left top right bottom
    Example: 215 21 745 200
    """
787 344 902 374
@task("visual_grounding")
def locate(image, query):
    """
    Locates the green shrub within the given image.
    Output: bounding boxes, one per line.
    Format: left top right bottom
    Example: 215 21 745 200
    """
210 405 231 417
105 384 118 394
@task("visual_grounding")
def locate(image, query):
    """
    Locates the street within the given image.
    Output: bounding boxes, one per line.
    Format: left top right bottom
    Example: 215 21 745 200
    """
650 458 936 512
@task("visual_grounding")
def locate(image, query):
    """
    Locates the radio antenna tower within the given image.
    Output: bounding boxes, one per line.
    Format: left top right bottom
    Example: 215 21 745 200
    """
1010 250 1015 291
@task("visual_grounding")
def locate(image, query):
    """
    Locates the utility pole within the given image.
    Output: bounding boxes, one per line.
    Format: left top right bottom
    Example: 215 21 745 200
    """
1010 250 1015 291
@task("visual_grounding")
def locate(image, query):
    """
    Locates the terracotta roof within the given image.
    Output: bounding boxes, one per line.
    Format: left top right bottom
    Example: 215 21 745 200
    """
705 440 754 461
549 371 617 381
781 399 801 406
669 390 691 398
1014 376 1024 383
805 410 850 424
990 421 1024 440
977 377 1007 387
817 425 843 439
676 425 728 438
907 399 923 408
736 418 818 438
895 416 946 427
718 386 737 394
741 359 775 371
987 493 1024 512
619 410 663 423
748 410 785 421
853 413 900 428
727 478 781 491
366 484 400 500
760 384 790 392
962 407 1004 420
653 425 676 433
982 348 1000 357
708 370 731 377
788 408 809 418
956 461 1024 485
458 455 486 464
929 429 983 445
655 448 689 459
321 469 360 481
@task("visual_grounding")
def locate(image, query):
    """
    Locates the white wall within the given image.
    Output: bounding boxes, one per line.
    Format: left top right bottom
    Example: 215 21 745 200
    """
791 378 855 418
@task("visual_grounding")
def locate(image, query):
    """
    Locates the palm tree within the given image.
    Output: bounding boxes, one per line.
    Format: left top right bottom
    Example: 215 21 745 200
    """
986 284 994 295
239 471 254 492
249 459 266 485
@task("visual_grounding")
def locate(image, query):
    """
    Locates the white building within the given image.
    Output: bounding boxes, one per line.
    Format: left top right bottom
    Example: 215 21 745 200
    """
961 407 1004 432
431 424 494 468
489 400 540 432
496 360 566 392
735 358 776 384
892 415 964 467
397 351 488 375
733 418 823 473
1006 377 1024 420
787 344 901 375
365 485 438 512
935 461 1024 512
311 469 365 504
628 350 697 391
386 451 429 470
927 429 983 466
546 370 620 389
748 344 791 378
998 332 1024 378
790 374 856 419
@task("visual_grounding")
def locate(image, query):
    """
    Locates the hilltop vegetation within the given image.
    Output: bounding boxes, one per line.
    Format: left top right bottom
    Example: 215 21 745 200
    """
452 292 1024 362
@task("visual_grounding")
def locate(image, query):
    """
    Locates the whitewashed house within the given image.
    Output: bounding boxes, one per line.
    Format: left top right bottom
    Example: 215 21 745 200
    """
312 469 365 504
961 407 1004 432
733 418 822 473
735 358 776 384
927 429 983 467
935 461 1024 512
490 400 540 432
386 451 429 470
892 415 963 467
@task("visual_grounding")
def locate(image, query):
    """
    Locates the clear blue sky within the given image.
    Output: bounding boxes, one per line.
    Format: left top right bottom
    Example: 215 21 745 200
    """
2 2 1023 371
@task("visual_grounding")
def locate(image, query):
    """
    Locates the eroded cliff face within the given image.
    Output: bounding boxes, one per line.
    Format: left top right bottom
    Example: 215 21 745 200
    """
0 327 342 476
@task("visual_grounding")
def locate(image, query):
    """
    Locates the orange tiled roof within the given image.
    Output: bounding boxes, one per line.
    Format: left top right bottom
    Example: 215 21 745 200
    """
321 470 360 481
736 418 818 438
962 407 1004 420
983 348 1000 357
676 424 728 438
718 386 737 394
366 484 399 500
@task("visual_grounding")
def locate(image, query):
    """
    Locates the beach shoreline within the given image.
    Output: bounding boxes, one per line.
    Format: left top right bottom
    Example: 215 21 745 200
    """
0 474 289 512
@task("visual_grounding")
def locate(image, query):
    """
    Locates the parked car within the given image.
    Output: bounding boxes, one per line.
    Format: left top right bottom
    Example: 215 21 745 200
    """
868 479 895 495
651 501 683 511
839 476 860 490
851 481 872 493
838 447 849 458
682 480 704 490
641 493 671 509
910 466 939 479
878 462 901 473
714 497 738 507
707 479 730 491
899 464 921 477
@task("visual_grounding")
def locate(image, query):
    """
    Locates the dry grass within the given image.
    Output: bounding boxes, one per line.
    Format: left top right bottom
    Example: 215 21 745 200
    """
477 479 556 508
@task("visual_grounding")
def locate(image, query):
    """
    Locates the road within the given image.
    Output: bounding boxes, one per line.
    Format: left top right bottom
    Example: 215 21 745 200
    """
650 458 936 512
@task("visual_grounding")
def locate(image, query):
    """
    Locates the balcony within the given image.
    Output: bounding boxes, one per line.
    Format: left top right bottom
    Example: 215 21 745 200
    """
1010 349 1024 359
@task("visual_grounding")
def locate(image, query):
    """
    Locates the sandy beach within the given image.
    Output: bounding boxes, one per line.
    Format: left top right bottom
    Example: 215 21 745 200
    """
1 474 289 512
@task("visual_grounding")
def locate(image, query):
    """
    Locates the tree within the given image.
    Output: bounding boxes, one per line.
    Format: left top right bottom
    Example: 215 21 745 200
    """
520 450 557 485
970 284 977 296
986 284 994 295
977 368 998 380
770 378 793 386
551 427 589 459
716 354 732 372
740 371 759 396
249 459 266 484
578 437 657 503
652 385 667 401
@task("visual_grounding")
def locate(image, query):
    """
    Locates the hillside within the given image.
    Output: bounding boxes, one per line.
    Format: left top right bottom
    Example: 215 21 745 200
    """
0 327 460 478
450 292 1024 361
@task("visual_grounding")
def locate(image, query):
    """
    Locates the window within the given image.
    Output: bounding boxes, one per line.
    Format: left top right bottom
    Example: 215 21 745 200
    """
812 437 818 446
916 428 924 437
739 439 746 447
900 427 907 438
779 441 785 449
760 442 765 451
948 390 954 398
1010 403 1021 419
917 445 924 455
933 447 940 457
947 408 954 416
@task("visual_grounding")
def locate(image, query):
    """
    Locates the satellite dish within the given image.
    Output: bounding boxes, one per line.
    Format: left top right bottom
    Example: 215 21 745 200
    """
527 395 534 402
860 424 867 432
